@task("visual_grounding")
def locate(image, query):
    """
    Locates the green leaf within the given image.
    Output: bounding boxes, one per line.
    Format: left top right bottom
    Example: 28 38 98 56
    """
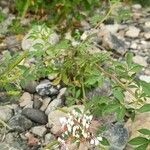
138 129 150 135
117 107 126 121
103 103 119 115
138 104 150 113
140 81 150 96
113 89 124 102
135 143 149 150
129 137 148 145
126 52 133 67
101 137 110 146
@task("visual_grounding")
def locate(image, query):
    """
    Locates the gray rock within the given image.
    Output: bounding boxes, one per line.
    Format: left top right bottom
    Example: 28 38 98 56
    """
8 114 32 132
103 123 129 150
45 98 62 115
139 75 150 83
22 108 48 124
57 87 67 99
22 80 38 94
0 106 13 122
44 133 55 144
86 81 111 100
133 55 147 67
36 80 58 96
125 26 140 38
33 95 42 109
132 4 142 12
48 32 60 45
40 97 51 111
101 32 128 55
19 92 32 107
0 14 15 34
23 101 33 109
31 125 47 137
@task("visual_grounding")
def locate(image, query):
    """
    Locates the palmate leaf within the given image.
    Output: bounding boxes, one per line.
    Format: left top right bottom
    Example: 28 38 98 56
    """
138 104 150 113
138 128 150 135
129 137 148 145
135 143 149 150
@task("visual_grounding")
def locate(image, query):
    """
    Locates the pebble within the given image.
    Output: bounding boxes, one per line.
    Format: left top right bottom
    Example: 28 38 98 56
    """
36 80 58 96
19 92 32 107
133 55 147 67
130 42 137 49
144 32 150 40
22 108 48 124
125 26 140 38
57 87 67 99
0 106 13 122
132 4 142 12
31 126 47 137
139 75 150 83
33 94 43 109
103 123 128 150
40 97 51 111
48 32 60 45
44 133 55 144
45 98 62 115
8 114 33 132
22 80 38 94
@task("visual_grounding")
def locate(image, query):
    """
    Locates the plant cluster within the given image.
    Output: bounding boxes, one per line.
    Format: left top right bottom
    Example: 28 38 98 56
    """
58 108 102 149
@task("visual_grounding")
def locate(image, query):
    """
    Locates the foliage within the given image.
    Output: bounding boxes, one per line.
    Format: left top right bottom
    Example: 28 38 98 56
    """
129 128 150 150
0 10 6 23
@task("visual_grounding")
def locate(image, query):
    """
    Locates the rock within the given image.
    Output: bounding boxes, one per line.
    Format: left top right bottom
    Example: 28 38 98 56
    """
57 87 67 99
125 113 150 149
33 95 42 109
145 21 150 28
86 81 111 100
48 105 84 134
125 26 140 38
0 106 13 122
22 80 38 94
44 133 55 145
139 75 150 83
80 20 91 30
40 97 51 111
144 32 150 40
133 55 147 67
36 80 58 96
19 92 32 107
103 123 129 150
100 32 128 55
130 42 137 49
31 126 47 137
132 4 142 12
22 108 48 124
0 14 15 34
48 32 60 45
104 24 120 34
45 98 62 115
24 101 33 109
8 114 33 132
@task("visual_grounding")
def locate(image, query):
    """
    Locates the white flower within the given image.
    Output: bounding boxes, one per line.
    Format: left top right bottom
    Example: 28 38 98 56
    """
58 137 65 144
97 136 102 141
82 118 87 127
82 131 88 138
90 139 95 145
67 124 72 132
94 139 99 146
59 117 67 125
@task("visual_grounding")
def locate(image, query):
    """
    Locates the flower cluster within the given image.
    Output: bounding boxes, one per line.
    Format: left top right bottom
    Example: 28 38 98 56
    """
58 108 102 149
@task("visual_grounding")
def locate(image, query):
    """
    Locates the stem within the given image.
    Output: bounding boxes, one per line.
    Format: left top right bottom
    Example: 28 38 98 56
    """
95 3 117 29
0 119 12 130
96 64 137 102
21 0 30 19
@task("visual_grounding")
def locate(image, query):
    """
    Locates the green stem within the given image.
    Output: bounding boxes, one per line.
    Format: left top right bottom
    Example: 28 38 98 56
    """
21 0 30 19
